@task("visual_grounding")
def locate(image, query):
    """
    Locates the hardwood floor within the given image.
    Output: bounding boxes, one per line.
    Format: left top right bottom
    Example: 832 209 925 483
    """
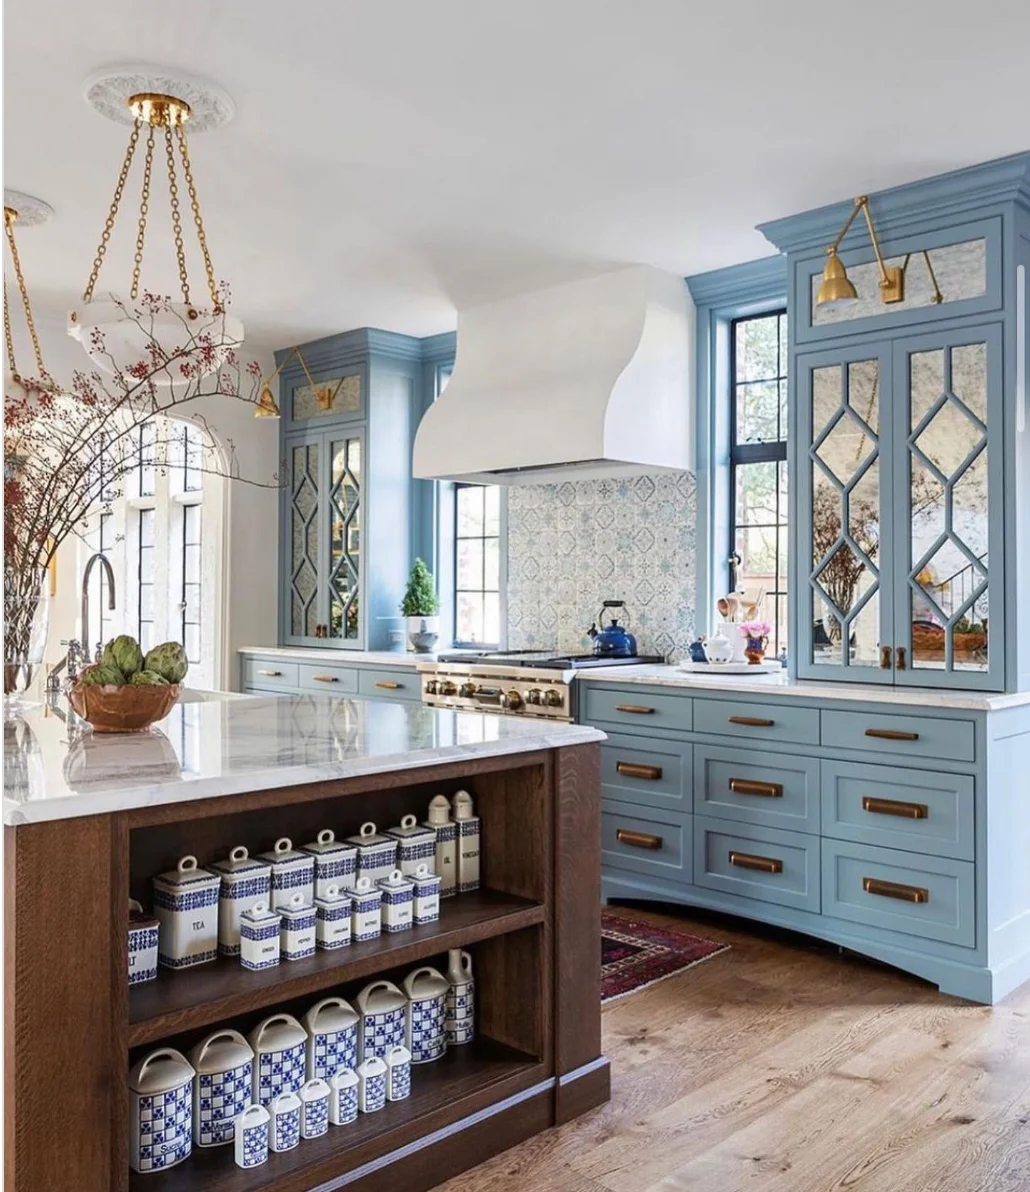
433 905 1030 1192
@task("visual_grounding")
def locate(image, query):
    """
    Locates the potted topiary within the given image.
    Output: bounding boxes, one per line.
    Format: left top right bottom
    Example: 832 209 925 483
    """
401 559 441 653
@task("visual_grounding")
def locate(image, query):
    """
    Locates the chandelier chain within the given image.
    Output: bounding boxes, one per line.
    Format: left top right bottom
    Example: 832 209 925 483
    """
4 271 18 378
163 123 191 306
130 124 156 301
83 121 141 303
175 123 220 311
5 213 46 376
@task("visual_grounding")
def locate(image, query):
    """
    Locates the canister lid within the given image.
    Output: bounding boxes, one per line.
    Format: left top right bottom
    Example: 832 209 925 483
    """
356 978 405 1014
304 996 358 1035
258 837 312 865
189 1029 254 1075
330 1067 358 1089
451 790 476 821
411 864 441 888
128 898 159 927
237 1103 270 1127
249 1013 307 1054
385 1044 412 1066
279 891 314 918
300 1077 331 1101
403 965 449 999
240 899 280 926
356 1055 387 1077
269 1090 302 1114
376 869 413 891
345 821 393 848
386 814 434 841
129 1047 195 1095
153 855 219 892
352 875 380 898
209 845 272 878
425 795 452 826
314 884 352 908
301 829 357 857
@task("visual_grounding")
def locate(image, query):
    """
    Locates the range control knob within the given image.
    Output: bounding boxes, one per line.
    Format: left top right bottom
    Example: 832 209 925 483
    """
502 689 524 711
439 680 458 697
525 688 542 705
425 679 438 695
459 681 477 698
543 689 564 708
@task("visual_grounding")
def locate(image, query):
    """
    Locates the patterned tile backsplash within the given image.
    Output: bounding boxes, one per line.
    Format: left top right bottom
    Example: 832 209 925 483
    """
506 470 697 661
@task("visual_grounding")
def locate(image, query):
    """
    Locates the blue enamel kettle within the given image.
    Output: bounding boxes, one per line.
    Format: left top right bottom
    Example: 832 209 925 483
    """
587 601 638 658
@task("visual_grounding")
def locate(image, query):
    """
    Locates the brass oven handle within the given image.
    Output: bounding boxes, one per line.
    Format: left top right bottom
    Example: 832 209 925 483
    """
256 669 282 677
616 828 663 850
616 761 663 781
862 796 928 820
863 876 928 903
374 680 402 689
728 715 775 728
312 674 339 683
864 727 919 742
615 704 656 715
729 850 783 874
729 778 783 799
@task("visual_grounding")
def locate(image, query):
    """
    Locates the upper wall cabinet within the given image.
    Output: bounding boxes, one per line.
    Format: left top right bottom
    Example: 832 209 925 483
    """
281 364 367 430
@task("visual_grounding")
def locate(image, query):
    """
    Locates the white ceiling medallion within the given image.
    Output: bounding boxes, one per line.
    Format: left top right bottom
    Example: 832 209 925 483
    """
82 63 235 133
3 190 54 227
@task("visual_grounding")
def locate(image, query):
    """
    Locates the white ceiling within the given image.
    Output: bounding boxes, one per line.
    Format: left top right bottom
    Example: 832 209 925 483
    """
5 0 1030 349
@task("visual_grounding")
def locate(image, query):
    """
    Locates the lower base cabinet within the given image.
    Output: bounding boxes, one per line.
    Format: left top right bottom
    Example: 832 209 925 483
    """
693 817 821 914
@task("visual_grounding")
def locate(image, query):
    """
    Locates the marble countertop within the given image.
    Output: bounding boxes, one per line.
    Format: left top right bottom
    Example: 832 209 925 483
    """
3 693 603 826
238 646 424 668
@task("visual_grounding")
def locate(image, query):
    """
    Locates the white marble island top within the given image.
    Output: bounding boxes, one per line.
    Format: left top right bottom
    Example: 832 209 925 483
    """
3 693 603 826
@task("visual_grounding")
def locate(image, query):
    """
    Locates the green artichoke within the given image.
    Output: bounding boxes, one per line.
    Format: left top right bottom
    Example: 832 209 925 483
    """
102 635 144 679
78 663 126 687
130 669 170 686
143 641 189 684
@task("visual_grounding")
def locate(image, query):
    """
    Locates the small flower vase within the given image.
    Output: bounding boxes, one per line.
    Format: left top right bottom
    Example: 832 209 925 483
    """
744 635 767 665
4 567 50 708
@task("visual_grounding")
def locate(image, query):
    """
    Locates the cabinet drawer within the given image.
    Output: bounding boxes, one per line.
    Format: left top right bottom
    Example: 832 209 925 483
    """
821 839 975 948
357 668 420 701
601 734 691 811
821 761 974 861
297 662 359 694
243 684 293 697
693 698 819 747
693 816 820 913
821 709 975 763
583 687 691 734
693 746 820 832
601 800 691 884
242 659 299 688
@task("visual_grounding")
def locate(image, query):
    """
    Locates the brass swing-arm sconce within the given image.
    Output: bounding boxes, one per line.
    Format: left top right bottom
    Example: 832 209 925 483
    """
817 195 943 310
254 345 349 419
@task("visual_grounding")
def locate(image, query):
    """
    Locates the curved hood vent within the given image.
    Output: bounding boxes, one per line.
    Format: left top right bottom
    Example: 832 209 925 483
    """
413 265 694 485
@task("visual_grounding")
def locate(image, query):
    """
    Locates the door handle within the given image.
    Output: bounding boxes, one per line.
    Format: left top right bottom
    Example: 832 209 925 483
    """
863 876 928 903
374 680 402 689
728 850 783 874
615 704 656 715
616 828 663 850
616 761 663 781
896 646 907 670
728 715 775 728
864 727 919 742
880 645 892 670
862 796 928 820
729 778 783 798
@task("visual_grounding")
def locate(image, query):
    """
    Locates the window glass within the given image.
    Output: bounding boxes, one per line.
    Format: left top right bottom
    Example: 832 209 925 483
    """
454 483 500 646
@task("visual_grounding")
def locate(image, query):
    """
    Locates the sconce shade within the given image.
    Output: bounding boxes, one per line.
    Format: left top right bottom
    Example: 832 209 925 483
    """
816 249 858 307
254 383 280 418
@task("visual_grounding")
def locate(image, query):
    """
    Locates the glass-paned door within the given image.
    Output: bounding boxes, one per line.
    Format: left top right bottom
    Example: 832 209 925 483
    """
892 324 1003 690
795 344 894 682
286 436 323 643
328 433 362 642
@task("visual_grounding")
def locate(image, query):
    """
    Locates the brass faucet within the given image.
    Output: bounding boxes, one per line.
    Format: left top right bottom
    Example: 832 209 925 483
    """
79 551 116 664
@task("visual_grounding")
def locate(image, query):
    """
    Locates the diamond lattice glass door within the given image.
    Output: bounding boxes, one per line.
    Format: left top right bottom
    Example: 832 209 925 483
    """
328 434 362 642
288 440 322 640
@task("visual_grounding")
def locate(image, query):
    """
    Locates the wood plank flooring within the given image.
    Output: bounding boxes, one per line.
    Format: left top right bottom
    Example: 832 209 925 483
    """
433 906 1030 1192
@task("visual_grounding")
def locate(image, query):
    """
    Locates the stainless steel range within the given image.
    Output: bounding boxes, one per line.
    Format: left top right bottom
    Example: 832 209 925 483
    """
417 651 663 723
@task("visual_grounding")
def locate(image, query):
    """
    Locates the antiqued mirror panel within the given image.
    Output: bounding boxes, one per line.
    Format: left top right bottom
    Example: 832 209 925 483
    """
292 373 361 421
290 442 321 637
328 435 361 640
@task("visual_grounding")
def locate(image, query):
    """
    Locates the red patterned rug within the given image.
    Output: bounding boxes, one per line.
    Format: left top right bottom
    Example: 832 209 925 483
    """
601 911 729 1002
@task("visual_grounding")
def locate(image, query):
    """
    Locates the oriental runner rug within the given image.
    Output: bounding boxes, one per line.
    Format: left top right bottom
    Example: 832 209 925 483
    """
600 910 729 1003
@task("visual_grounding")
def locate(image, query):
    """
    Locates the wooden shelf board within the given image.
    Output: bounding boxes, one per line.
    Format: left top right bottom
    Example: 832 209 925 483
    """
129 890 543 1047
128 1039 545 1192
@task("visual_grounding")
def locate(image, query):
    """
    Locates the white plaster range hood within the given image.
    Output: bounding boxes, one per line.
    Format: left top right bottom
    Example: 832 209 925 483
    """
412 265 695 485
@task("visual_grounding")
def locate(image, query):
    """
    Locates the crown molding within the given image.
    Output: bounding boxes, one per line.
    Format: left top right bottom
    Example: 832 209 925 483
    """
686 254 787 310
419 330 457 362
276 327 454 371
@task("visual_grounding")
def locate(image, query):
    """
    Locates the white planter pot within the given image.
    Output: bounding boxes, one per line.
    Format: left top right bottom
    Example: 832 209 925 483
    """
407 615 440 653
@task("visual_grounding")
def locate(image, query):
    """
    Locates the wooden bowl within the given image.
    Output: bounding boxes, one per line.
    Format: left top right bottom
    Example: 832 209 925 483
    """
68 682 181 733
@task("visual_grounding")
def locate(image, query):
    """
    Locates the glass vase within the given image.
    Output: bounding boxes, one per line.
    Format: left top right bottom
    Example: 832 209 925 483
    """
4 567 50 710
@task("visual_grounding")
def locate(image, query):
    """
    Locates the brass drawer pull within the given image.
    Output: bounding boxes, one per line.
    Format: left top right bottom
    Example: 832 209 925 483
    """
616 761 663 781
312 674 339 683
729 850 783 874
864 727 919 742
863 876 928 904
256 669 282 677
862 796 928 820
615 703 656 715
729 715 775 728
616 828 663 850
374 680 402 689
729 778 783 798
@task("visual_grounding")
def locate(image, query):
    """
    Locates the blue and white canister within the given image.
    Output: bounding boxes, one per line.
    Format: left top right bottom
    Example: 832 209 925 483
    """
386 814 438 878
345 821 398 887
279 891 317 961
424 795 457 897
209 845 272 957
385 1045 412 1101
300 828 358 897
356 1057 387 1114
403 966 448 1063
350 876 382 942
129 1048 195 1174
152 855 220 969
268 1090 302 1152
233 1104 269 1170
248 1013 308 1106
377 868 414 933
258 837 315 911
239 901 281 971
411 864 442 925
446 948 475 1046
452 790 481 893
189 1030 255 1148
299 1077 331 1140
355 979 407 1063
315 884 353 950
304 996 358 1083
128 899 159 986
329 1068 359 1126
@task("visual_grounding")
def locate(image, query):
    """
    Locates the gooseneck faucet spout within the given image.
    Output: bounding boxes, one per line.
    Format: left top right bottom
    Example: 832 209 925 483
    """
80 552 116 663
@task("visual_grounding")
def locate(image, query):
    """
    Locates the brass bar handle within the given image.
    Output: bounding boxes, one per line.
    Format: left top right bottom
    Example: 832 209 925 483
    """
896 646 907 671
616 761 663 781
862 796 928 820
312 674 339 683
729 778 783 799
616 828 663 850
864 727 919 742
374 680 402 689
880 645 892 670
256 669 282 677
863 876 928 904
728 715 775 728
615 704 656 715
729 850 783 875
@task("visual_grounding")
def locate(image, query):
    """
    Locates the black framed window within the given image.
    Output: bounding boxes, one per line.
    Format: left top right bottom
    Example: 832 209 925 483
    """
137 507 156 653
454 484 500 646
730 311 789 657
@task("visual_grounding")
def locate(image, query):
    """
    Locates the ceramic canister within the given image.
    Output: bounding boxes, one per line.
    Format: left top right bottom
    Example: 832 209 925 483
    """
355 979 407 1063
233 1104 270 1170
403 966 448 1063
410 864 442 926
329 1068 359 1126
189 1030 255 1148
279 891 317 961
249 1014 308 1106
209 845 272 957
258 837 315 911
446 948 475 1046
452 790 481 893
350 876 382 942
314 884 353 951
385 814 437 877
384 1044 412 1101
129 1048 195 1174
300 828 358 897
299 1077 331 1140
345 821 398 887
268 1090 302 1152
239 901 281 971
376 868 414 933
424 795 457 897
304 996 359 1083
152 855 220 969
356 1056 387 1114
128 899 159 986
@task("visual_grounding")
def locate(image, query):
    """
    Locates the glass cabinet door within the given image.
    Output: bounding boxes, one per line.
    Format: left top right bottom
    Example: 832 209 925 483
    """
327 433 362 643
286 437 324 643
